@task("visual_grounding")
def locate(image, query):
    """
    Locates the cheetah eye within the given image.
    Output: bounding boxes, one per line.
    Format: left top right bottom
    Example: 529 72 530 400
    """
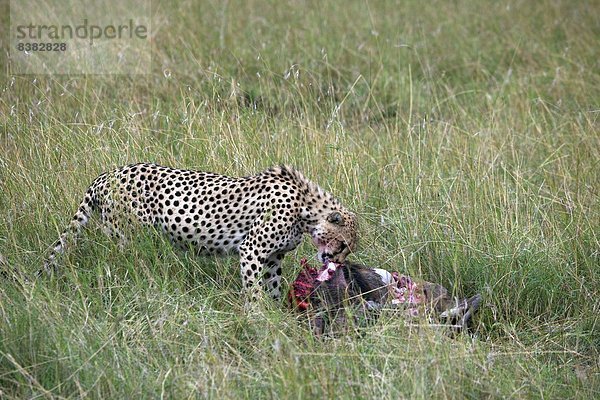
327 211 344 225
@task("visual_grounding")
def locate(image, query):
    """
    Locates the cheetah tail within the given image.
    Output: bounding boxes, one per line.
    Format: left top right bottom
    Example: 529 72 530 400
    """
39 194 94 277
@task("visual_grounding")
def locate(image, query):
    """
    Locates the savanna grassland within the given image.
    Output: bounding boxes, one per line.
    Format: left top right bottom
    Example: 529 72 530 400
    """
0 0 599 398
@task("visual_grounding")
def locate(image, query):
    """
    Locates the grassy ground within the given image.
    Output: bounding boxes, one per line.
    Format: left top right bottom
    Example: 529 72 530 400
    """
1 0 599 398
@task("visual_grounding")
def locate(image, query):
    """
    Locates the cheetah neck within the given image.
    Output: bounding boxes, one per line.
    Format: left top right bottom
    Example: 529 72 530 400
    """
274 165 344 232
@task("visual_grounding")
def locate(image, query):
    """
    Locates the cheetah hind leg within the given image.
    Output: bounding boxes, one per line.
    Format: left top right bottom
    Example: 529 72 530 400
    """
40 211 132 277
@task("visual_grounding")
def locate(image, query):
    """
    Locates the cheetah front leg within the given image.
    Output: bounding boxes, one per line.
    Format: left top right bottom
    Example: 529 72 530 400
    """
238 217 295 301
262 252 285 300
238 242 271 302
238 250 286 302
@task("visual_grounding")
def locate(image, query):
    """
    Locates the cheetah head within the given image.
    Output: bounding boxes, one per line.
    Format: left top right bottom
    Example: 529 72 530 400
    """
311 209 358 263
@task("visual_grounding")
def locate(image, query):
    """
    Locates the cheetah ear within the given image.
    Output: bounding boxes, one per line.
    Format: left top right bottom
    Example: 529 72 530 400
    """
327 211 344 225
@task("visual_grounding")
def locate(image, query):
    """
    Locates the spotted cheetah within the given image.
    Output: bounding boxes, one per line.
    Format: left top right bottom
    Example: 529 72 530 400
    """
42 163 358 300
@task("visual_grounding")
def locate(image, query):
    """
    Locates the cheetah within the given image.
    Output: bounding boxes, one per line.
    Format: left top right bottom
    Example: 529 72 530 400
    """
42 163 358 300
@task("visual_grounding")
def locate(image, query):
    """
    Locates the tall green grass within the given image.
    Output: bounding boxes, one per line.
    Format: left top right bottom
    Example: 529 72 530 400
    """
1 0 598 398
